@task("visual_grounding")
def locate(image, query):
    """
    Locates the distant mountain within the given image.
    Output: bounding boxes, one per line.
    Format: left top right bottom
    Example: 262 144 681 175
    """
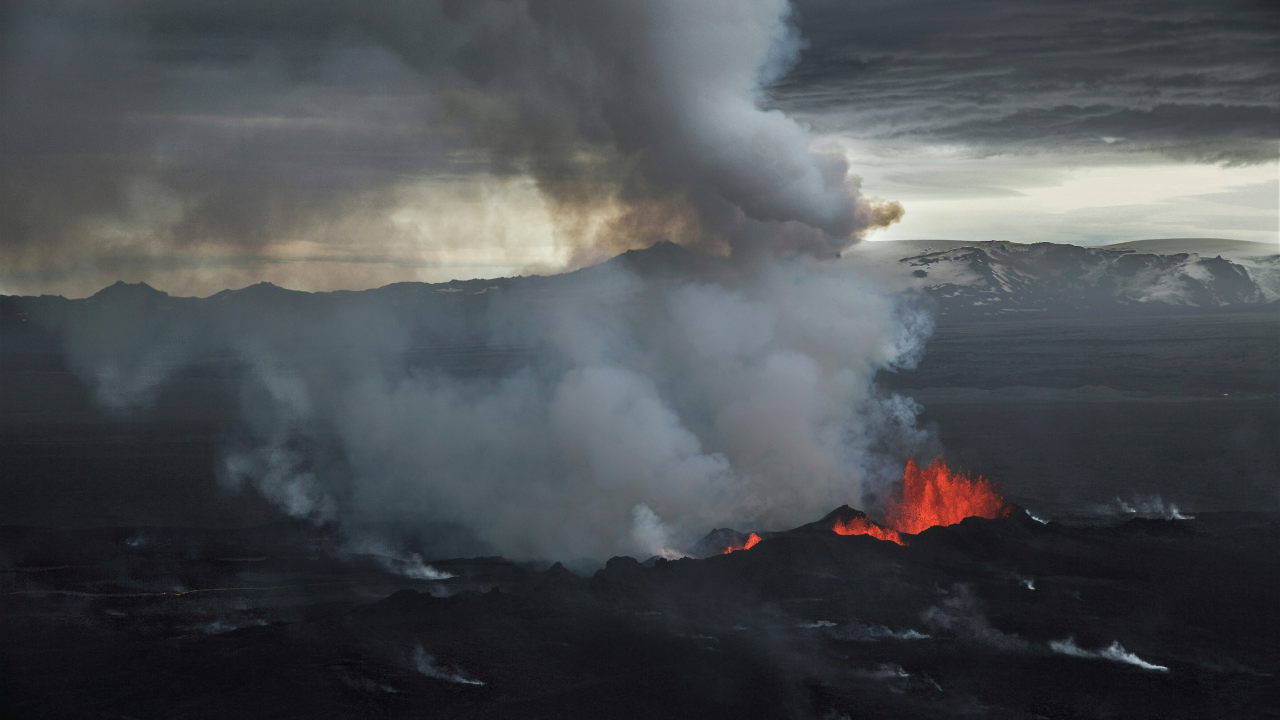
850 239 1278 319
4 240 1276 337
89 280 170 302
1103 238 1277 258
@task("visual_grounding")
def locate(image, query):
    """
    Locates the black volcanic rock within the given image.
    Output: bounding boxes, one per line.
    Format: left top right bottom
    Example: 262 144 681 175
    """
530 561 590 599
686 527 754 558
541 561 577 580
1115 517 1196 537
791 504 871 534
2 510 1277 718
614 240 694 276
88 280 169 303
588 555 648 604
607 239 725 280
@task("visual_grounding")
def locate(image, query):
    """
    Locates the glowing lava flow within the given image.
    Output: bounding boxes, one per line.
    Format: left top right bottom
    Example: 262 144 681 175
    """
832 516 904 545
723 532 763 554
882 459 1015 535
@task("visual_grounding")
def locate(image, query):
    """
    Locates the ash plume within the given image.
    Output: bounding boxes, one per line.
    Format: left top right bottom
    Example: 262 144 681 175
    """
1 0 902 295
343 0 906 257
7 1 930 562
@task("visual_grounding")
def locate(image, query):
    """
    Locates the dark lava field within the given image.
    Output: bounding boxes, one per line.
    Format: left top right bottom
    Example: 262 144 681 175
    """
2 509 1276 718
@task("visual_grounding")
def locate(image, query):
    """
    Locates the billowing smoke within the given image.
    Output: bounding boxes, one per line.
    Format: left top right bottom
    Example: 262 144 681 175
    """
210 257 932 560
29 252 933 559
335 0 905 258
13 1 929 561
1 0 902 294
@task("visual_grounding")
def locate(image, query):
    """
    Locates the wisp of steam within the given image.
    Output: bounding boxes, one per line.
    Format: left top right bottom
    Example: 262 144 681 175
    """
1049 637 1169 672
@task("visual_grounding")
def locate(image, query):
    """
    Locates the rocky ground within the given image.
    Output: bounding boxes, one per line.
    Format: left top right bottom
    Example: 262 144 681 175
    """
2 508 1276 719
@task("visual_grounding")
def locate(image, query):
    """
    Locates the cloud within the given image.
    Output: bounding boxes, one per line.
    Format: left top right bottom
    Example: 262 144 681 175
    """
913 104 1280 154
774 0 1279 164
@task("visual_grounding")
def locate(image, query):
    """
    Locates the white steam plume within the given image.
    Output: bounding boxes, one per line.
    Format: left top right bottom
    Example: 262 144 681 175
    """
210 257 933 560
39 258 933 561
1108 495 1193 520
1049 637 1169 672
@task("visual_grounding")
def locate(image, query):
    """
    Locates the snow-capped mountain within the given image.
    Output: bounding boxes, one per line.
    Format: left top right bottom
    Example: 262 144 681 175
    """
850 239 1278 319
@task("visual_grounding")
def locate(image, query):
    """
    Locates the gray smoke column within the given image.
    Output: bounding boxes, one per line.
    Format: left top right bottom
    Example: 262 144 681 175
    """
1 0 902 290
214 257 934 560
393 0 904 257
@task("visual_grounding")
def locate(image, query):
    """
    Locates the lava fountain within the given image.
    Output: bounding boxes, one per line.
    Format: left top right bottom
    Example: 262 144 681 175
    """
825 459 1014 545
882 459 1015 535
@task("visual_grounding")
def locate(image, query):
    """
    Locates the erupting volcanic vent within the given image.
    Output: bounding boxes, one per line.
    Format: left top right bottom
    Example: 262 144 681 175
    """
820 459 1013 546
882 459 1016 535
696 461 1016 554
723 533 763 554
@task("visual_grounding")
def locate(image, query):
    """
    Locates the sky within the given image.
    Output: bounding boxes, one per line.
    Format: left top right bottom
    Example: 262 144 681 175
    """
1 0 1276 297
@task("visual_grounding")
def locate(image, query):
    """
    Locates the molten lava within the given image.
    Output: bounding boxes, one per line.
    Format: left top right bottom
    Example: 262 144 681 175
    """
832 516 904 545
723 532 763 554
826 459 1013 544
882 459 1015 535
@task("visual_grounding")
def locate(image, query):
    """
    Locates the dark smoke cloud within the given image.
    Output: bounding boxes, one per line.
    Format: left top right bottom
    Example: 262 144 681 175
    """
0 0 902 295
776 0 1279 163
1 2 455 292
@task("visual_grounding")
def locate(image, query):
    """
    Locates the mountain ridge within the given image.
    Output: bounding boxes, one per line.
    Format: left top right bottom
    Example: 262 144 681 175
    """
4 239 1277 322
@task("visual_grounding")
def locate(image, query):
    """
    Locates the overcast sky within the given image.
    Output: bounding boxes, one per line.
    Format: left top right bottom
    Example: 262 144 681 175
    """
778 0 1279 247
2 0 1276 296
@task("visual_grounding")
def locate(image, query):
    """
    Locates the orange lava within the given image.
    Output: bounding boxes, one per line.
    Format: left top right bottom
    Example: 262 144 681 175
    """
723 532 763 554
882 459 1015 535
832 516 904 545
